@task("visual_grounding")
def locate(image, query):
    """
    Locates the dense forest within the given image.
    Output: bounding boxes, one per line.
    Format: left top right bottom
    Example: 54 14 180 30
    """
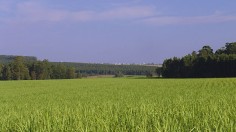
52 62 157 76
0 56 157 80
0 57 77 80
162 42 236 78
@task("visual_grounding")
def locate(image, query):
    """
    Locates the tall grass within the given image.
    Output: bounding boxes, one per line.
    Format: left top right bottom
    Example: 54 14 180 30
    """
0 78 236 131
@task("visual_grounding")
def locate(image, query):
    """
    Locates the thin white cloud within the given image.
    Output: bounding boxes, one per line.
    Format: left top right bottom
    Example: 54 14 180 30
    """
70 11 96 22
99 6 156 20
141 14 236 26
1 1 236 26
2 1 157 23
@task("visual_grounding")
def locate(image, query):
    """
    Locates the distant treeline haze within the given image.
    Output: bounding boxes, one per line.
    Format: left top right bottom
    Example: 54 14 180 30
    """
0 56 156 80
162 42 236 78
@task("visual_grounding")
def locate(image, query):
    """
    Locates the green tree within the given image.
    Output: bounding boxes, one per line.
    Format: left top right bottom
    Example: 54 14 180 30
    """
156 67 162 77
2 65 12 80
215 47 226 55
225 42 236 54
76 72 82 78
35 60 51 80
198 45 214 59
30 71 37 80
51 63 67 79
162 42 236 78
146 72 153 78
66 67 76 79
11 56 30 80
0 64 3 79
114 71 124 78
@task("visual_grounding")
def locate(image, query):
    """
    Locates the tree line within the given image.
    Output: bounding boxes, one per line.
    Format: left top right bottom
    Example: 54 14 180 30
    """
54 62 157 76
0 56 157 80
162 42 236 78
0 56 77 80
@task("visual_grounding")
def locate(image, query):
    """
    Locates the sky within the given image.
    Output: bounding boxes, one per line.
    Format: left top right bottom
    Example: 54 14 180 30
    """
1 0 236 64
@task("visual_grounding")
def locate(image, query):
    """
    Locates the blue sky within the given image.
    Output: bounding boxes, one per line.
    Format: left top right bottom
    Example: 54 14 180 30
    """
1 0 236 63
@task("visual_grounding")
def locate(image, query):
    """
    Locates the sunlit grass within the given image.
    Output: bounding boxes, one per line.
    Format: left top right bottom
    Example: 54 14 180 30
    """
0 78 236 131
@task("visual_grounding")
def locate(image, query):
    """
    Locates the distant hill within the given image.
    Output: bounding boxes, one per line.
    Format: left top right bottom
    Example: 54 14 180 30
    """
0 55 37 64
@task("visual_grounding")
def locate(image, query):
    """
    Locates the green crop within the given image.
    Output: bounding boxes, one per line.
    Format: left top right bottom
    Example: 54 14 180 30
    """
0 78 236 131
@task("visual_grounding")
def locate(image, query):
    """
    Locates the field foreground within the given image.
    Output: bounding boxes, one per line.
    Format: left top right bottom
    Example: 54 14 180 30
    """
0 78 236 131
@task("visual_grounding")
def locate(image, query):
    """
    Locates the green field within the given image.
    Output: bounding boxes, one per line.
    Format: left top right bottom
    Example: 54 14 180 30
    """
1 78 236 131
